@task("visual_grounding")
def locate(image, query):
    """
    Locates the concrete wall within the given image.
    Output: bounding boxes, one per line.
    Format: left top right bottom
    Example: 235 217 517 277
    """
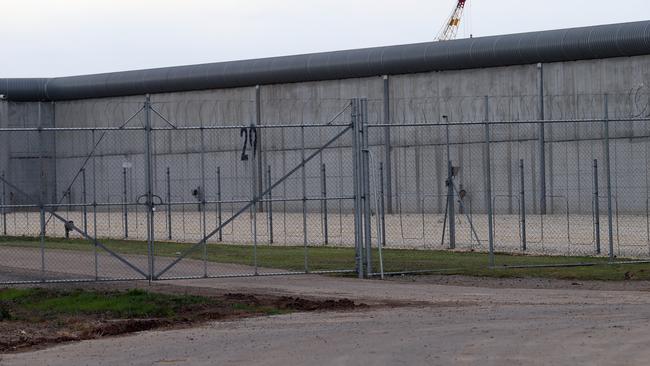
0 101 56 206
2 54 650 215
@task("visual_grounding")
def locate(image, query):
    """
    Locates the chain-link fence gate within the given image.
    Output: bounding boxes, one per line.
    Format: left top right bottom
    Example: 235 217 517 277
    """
2 93 650 283
0 97 374 283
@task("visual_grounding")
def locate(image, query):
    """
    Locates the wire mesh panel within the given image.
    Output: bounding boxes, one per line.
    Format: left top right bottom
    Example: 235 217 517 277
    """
145 98 358 280
0 126 149 283
607 93 650 259
364 92 650 276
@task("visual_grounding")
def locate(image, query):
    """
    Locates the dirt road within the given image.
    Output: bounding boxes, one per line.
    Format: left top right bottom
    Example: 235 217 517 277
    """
3 275 650 365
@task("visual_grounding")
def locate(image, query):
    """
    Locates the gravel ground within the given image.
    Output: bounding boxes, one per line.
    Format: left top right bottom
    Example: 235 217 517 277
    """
3 275 650 365
5 209 650 257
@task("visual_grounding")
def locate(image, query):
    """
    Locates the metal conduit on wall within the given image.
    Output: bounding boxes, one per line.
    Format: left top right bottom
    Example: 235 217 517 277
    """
2 21 650 101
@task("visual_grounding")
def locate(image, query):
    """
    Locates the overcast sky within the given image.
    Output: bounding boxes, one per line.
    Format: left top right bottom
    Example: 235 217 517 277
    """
2 0 649 77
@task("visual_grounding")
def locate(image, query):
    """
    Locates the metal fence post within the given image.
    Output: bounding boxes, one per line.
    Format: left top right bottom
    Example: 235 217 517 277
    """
38 101 45 213
249 125 259 276
593 159 601 254
82 168 88 234
379 162 387 247
267 165 274 244
144 95 155 281
200 122 208 277
38 103 46 280
361 99 372 276
351 98 364 278
484 97 495 267
255 85 264 212
538 63 547 215
2 171 6 236
40 207 45 281
519 159 527 252
166 167 171 240
383 75 393 214
604 94 614 261
251 136 256 276
301 125 309 273
122 167 128 238
216 166 223 242
447 160 456 249
321 163 328 245
92 129 98 280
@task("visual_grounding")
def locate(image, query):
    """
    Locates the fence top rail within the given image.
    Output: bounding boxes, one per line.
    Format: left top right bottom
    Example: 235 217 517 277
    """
150 123 353 130
3 116 650 132
0 123 353 132
0 126 148 132
367 116 650 127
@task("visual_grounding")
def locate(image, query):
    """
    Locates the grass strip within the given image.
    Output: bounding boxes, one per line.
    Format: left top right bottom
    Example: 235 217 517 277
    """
2 235 650 281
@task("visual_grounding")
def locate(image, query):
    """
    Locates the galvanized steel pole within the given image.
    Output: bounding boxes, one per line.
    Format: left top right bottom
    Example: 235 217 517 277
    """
38 106 45 281
519 159 527 252
351 99 364 278
1 171 5 236
251 142 259 275
123 167 129 238
379 162 387 247
593 159 601 254
39 207 45 281
267 165 274 244
200 122 208 277
383 75 393 214
92 129 98 280
144 95 155 281
217 166 223 242
361 99 372 275
166 167 171 240
255 85 264 212
538 63 547 215
604 94 614 261
321 163 328 245
484 97 495 267
82 168 87 234
301 125 309 273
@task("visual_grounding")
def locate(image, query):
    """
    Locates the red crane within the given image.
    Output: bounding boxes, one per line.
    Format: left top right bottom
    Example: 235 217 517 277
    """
436 0 468 41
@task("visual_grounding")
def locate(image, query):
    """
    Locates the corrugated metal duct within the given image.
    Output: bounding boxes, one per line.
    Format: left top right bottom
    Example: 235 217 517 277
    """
2 20 650 101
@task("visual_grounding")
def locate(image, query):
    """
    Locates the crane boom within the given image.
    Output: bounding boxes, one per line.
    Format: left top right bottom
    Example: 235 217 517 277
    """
436 0 467 41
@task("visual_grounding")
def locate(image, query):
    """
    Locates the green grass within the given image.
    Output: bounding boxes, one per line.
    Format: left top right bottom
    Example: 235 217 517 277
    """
2 235 650 281
0 288 32 301
0 288 293 322
0 288 210 319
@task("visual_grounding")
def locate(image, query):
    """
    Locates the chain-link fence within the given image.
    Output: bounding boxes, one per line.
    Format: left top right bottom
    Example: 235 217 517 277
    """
1 92 649 283
368 92 650 275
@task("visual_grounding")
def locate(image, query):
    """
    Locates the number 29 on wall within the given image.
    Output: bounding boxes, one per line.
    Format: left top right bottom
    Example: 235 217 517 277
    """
240 125 258 161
